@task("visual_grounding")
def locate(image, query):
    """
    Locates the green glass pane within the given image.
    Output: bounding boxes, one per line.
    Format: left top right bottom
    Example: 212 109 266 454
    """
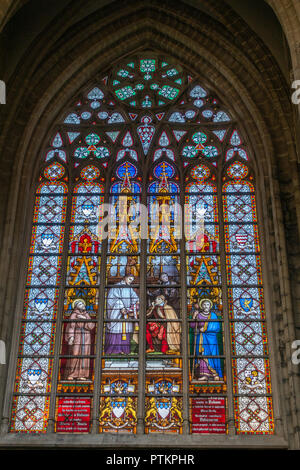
115 86 136 100
158 85 179 100
117 69 132 78
85 133 100 145
94 147 110 158
166 68 178 77
140 59 156 73
74 147 89 159
192 132 207 145
142 96 152 108
201 146 218 158
182 146 198 158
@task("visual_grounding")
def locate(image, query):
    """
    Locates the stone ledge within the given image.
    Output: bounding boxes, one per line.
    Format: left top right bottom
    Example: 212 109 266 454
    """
0 433 288 449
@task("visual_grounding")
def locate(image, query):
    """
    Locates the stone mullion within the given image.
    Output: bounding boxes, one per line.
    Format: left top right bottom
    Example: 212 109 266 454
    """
47 175 74 433
91 188 109 434
218 171 235 435
137 188 147 434
180 188 190 434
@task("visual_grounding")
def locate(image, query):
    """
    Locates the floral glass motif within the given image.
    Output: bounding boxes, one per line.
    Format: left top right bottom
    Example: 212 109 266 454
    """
110 57 186 108
226 130 248 162
10 55 273 437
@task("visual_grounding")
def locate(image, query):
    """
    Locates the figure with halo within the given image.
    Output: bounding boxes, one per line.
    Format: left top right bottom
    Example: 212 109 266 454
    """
64 299 95 381
190 298 223 382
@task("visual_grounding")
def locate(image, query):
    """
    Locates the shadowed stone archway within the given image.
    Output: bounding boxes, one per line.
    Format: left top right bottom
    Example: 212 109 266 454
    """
0 0 299 448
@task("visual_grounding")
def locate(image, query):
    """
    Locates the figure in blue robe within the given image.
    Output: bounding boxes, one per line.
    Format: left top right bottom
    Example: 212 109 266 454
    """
190 299 223 381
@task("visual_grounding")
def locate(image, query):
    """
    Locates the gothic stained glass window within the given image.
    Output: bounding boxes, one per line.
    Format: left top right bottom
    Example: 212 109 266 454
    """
10 55 274 436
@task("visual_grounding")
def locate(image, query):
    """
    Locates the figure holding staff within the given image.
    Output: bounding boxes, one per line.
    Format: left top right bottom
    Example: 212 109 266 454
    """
190 298 223 382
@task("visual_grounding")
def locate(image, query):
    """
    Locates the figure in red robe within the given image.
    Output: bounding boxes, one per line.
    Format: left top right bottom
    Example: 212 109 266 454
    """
146 294 180 354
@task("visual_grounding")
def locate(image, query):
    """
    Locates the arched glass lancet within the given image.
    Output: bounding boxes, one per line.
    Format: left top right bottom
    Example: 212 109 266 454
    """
10 55 274 436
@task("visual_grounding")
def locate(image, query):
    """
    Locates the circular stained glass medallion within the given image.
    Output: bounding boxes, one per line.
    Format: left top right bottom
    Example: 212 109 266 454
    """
227 161 248 179
44 162 65 181
80 165 100 181
191 164 210 181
